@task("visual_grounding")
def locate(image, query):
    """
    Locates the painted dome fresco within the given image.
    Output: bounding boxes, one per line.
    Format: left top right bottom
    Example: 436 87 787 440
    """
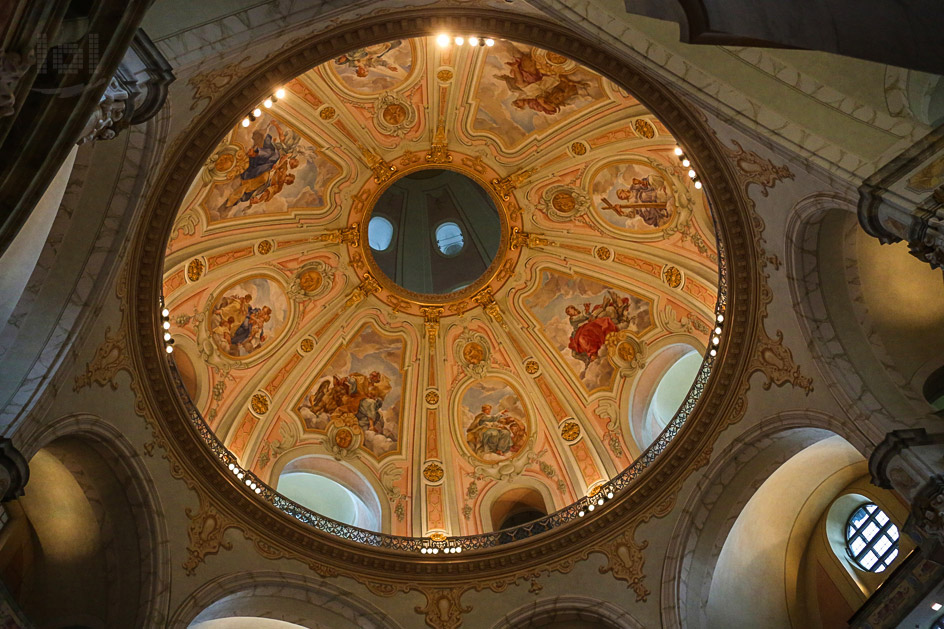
162 36 720 540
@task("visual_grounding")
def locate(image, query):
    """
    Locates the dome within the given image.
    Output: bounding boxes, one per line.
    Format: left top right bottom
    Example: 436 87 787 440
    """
161 35 720 542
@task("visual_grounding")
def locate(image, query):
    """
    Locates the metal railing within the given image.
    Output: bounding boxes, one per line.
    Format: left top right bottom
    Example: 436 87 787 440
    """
166 237 727 553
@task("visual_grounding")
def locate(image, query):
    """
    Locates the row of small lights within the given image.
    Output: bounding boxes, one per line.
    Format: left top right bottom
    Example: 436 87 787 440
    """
419 542 463 555
240 88 287 128
228 461 264 494
709 312 724 357
577 488 616 517
435 34 495 47
160 301 174 354
673 146 703 190
671 148 722 352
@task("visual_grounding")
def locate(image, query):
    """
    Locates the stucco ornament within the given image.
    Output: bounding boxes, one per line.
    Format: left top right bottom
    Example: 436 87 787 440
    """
540 184 590 222
373 91 417 137
287 260 334 301
454 330 491 379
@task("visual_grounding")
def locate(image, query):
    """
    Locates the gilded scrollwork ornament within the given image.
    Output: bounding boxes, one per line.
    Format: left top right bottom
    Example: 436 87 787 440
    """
343 273 381 309
491 166 536 201
315 223 360 247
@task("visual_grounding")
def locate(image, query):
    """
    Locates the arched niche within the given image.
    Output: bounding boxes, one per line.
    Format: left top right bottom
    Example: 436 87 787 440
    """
493 595 644 629
661 411 871 629
192 619 307 629
0 419 167 628
172 571 400 629
478 477 557 533
704 435 909 629
489 487 548 530
786 195 944 430
624 339 703 453
921 363 944 414
797 477 913 627
272 453 383 532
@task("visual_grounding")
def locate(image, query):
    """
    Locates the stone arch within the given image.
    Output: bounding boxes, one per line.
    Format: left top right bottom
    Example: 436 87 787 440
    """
478 475 558 532
168 570 402 629
660 410 870 628
622 335 704 454
492 595 644 628
268 451 385 531
2 413 170 627
784 192 940 438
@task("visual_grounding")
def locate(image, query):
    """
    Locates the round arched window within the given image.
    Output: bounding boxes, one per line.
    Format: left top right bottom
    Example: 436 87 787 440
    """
845 502 899 572
368 215 394 251
435 221 464 256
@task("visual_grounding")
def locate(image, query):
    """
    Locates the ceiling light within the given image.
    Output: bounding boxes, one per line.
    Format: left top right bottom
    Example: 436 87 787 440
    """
710 349 717 356
694 181 703 189
712 336 720 345
253 108 262 117
597 498 604 505
715 327 722 334
682 159 690 167
454 36 464 45
263 98 273 108
485 38 495 46
606 492 614 499
578 510 585 517
165 345 174 353
254 487 262 494
587 503 594 511
717 314 724 323
161 308 170 317
932 602 943 611
674 147 683 156
241 118 250 127
275 88 286 99
436 34 450 47
163 332 171 341
469 37 479 46
162 321 171 330
688 169 696 179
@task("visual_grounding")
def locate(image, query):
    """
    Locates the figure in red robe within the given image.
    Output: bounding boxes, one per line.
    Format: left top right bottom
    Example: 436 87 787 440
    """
566 303 618 374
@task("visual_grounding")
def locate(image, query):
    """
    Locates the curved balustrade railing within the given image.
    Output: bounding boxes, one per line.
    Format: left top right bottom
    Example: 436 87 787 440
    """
165 231 727 553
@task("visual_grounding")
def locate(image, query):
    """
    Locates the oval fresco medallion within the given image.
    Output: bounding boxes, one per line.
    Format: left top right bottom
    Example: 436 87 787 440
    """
590 161 677 233
208 276 290 359
459 378 530 464
328 40 415 95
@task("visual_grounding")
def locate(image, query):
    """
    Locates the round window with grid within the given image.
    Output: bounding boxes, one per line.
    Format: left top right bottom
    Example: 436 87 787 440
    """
845 502 899 572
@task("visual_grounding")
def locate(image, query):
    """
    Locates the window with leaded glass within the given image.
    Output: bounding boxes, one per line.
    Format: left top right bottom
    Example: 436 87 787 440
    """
845 503 899 572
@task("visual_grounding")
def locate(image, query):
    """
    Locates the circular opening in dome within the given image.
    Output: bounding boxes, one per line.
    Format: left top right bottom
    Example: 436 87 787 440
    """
368 215 394 251
368 168 501 295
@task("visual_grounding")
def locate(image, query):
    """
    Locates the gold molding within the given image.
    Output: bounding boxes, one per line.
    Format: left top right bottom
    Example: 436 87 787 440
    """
352 156 523 315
